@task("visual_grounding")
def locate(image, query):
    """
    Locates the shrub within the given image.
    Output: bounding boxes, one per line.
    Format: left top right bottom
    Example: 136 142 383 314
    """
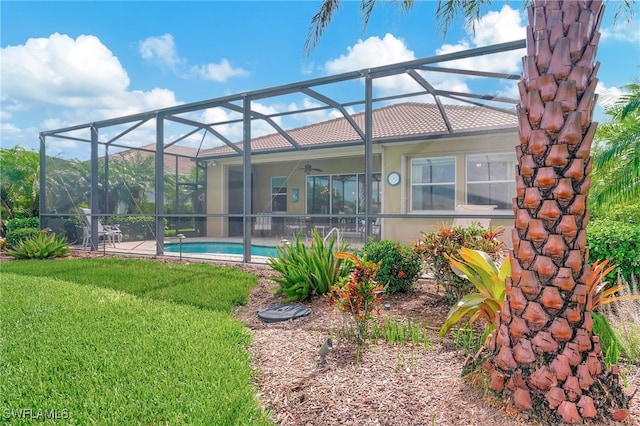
6 227 41 248
112 216 157 240
362 239 422 294
587 219 640 286
7 231 71 259
415 223 505 302
591 200 640 224
267 230 351 302
330 252 384 346
6 217 39 231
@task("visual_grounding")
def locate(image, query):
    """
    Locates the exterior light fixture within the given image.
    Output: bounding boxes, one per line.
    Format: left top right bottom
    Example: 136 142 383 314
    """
177 234 186 261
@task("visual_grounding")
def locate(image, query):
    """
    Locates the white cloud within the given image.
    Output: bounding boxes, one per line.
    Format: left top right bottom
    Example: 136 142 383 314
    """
189 59 249 82
323 33 424 97
0 33 186 155
324 33 415 73
1 33 131 109
321 7 525 104
139 34 248 83
139 34 182 69
596 82 625 109
287 98 346 124
0 33 181 125
601 18 640 44
436 5 525 73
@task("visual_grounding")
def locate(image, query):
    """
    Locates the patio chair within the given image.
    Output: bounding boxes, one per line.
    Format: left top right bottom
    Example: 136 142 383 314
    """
254 215 272 237
78 208 122 247
453 204 497 229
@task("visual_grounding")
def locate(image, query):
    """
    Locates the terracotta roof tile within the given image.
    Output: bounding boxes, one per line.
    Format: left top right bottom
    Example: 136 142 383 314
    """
201 102 517 157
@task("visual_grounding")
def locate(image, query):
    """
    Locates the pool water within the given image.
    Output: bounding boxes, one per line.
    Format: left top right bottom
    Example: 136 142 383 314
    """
164 241 278 257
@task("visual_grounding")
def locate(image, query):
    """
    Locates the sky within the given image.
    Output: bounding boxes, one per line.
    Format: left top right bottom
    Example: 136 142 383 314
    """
1 0 639 158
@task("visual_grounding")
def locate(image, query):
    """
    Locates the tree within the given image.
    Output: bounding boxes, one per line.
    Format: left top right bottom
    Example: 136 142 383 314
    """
307 0 635 422
0 145 40 219
591 80 640 209
109 152 156 214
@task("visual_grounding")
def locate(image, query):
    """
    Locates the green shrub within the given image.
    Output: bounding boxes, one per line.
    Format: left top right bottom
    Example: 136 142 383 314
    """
587 219 640 286
111 216 157 240
415 223 505 303
267 229 351 301
7 231 70 259
591 200 640 224
6 227 41 248
6 217 39 231
362 239 422 294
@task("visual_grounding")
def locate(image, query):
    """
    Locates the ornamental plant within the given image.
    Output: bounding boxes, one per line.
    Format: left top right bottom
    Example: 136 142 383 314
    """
329 252 384 346
415 223 505 302
439 248 510 345
587 259 640 311
7 230 70 259
362 238 422 294
268 229 351 301
586 259 640 368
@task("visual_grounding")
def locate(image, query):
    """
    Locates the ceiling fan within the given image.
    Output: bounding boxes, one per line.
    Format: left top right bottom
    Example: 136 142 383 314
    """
299 161 323 174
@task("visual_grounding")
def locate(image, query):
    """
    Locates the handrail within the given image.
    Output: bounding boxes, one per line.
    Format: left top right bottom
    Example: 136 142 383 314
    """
323 227 342 246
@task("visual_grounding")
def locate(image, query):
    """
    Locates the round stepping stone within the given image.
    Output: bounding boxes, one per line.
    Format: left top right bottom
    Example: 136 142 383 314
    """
257 303 311 323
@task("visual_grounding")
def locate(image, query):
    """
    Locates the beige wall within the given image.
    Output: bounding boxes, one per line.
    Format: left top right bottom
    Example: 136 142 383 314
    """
204 131 518 244
205 163 227 237
380 131 518 246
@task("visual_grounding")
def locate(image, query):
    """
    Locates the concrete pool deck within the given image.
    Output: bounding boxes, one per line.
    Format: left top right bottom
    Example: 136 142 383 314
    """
72 235 365 264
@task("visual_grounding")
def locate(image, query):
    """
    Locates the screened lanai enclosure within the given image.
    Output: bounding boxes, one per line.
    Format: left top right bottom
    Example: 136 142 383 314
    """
40 40 525 263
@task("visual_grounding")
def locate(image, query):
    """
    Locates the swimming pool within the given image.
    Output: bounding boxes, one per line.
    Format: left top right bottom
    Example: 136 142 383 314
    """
164 241 278 257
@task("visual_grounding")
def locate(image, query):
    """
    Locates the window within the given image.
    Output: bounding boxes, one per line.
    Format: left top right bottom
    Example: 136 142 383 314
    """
271 176 287 212
411 157 455 210
306 173 381 215
466 153 517 210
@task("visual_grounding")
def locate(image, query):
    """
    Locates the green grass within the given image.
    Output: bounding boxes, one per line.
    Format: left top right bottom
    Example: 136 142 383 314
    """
1 257 255 313
0 259 273 425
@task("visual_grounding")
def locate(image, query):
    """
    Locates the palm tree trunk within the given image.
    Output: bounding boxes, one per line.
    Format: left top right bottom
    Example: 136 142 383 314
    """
487 0 631 423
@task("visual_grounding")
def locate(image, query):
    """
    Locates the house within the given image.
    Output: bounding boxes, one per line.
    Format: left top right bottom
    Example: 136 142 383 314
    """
200 101 519 245
40 39 526 258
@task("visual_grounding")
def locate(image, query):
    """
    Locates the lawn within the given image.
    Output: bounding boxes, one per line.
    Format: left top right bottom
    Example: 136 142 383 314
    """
1 258 273 425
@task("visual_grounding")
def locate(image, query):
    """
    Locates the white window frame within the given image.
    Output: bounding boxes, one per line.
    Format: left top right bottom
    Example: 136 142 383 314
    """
270 176 287 212
410 156 456 212
465 152 517 210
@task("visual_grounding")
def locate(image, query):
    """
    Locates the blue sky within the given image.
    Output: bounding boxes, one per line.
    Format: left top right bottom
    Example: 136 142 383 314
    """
1 1 639 157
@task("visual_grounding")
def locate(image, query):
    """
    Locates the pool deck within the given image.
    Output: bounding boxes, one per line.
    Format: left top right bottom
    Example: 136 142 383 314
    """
72 235 364 264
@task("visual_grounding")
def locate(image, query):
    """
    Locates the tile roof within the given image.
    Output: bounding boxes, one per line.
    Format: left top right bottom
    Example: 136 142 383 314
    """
201 102 517 157
113 144 198 175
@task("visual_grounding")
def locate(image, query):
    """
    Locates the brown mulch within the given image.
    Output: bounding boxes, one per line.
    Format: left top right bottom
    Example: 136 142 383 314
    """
234 264 639 426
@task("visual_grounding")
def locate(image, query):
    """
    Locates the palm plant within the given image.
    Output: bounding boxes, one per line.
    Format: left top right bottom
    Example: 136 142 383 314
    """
306 0 636 422
591 80 640 209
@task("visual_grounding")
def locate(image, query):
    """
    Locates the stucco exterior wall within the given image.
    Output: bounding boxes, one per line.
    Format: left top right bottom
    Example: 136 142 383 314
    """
204 131 518 245
380 131 518 247
205 163 227 237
